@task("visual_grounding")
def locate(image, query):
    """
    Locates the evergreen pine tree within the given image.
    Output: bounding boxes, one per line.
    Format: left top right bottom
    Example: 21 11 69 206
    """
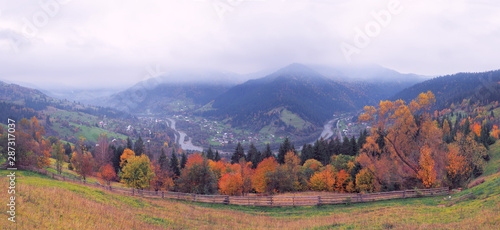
214 150 221 162
261 143 273 160
126 137 133 150
180 153 187 169
206 146 214 160
278 137 292 164
350 136 358 156
247 143 261 168
134 136 144 156
231 142 245 164
158 148 169 171
300 143 314 164
170 151 180 177
341 136 351 155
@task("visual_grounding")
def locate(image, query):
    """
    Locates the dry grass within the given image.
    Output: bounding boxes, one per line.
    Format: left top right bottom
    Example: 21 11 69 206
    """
1 170 499 229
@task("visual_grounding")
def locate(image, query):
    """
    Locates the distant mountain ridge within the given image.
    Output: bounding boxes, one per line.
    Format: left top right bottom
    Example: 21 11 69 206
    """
391 69 500 109
202 64 380 130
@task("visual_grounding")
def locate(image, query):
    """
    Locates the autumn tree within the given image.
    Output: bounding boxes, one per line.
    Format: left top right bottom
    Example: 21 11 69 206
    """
335 169 350 192
309 165 336 192
150 162 174 192
97 164 117 185
52 141 65 174
358 91 445 189
178 154 217 194
71 150 95 181
121 154 155 189
219 173 244 195
447 132 488 187
94 133 111 168
239 159 254 195
38 138 52 168
302 159 323 182
355 168 375 193
252 157 278 194
417 146 437 188
120 148 136 168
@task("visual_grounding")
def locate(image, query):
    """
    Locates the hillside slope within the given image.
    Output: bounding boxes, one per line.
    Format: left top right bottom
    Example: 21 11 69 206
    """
202 64 376 130
392 69 500 108
2 155 499 229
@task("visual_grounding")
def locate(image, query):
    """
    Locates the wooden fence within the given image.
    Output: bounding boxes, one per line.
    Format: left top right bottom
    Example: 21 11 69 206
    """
23 167 450 207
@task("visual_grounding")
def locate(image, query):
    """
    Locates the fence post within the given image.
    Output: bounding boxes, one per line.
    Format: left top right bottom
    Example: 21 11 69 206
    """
293 196 295 207
269 196 273 207
317 196 321 206
403 190 406 199
358 193 363 203
162 191 164 199
132 188 134 196
224 196 229 205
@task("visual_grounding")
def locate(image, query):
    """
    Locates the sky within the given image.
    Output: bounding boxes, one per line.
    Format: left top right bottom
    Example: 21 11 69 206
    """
0 0 499 89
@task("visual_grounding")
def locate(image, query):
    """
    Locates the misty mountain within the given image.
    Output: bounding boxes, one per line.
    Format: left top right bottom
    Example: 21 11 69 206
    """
391 69 500 108
312 64 428 100
200 63 378 130
97 70 243 113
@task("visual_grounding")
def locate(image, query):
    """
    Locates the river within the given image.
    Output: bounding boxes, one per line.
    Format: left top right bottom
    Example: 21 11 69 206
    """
168 116 342 152
166 118 204 152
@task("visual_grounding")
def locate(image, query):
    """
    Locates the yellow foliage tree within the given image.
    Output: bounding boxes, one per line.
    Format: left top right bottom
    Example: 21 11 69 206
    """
120 148 136 168
309 165 336 192
417 146 437 188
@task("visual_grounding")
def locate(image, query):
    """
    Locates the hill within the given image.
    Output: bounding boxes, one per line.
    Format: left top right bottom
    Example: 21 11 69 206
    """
0 81 138 143
201 64 377 130
392 69 500 108
96 70 239 114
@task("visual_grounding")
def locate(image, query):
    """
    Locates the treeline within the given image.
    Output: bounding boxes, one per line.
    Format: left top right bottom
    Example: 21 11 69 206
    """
0 101 38 122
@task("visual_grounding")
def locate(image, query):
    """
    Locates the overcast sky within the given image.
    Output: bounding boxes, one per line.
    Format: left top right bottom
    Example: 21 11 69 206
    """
0 0 499 89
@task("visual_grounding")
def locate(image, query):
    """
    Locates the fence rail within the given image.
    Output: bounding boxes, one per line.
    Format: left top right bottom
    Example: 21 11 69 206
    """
23 167 450 207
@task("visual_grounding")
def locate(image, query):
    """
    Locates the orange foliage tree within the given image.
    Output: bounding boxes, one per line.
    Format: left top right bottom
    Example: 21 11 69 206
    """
98 164 117 185
120 148 136 168
335 169 350 192
472 122 482 137
358 91 446 189
252 157 278 194
219 173 244 195
417 146 437 188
